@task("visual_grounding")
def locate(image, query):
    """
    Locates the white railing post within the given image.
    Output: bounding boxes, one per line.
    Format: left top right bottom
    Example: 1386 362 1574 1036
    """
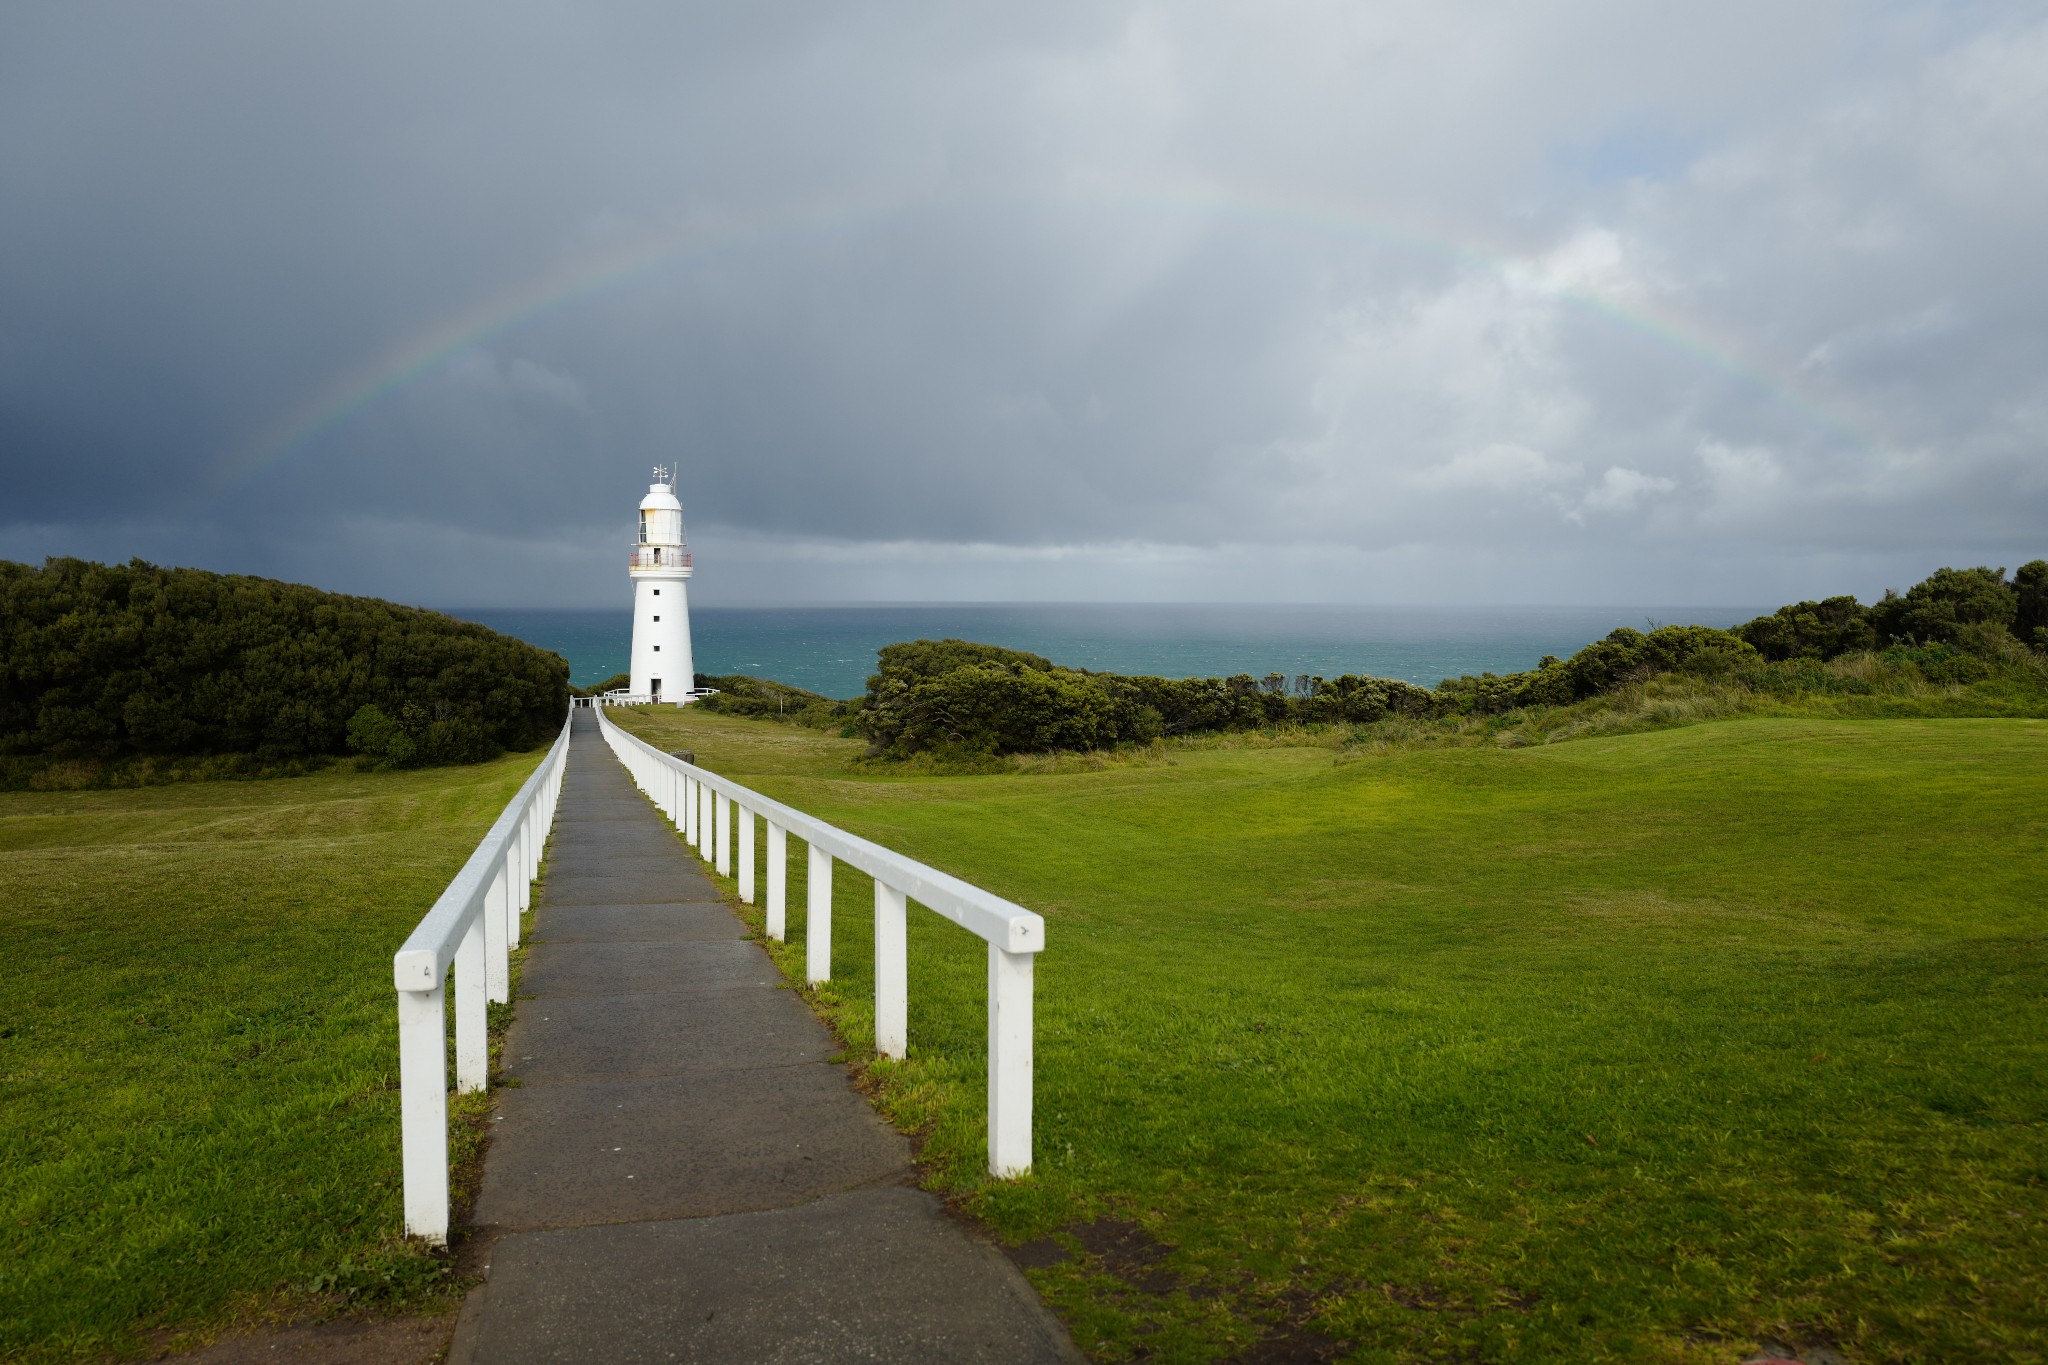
715 792 731 876
682 773 696 841
503 837 523 951
398 981 450 1243
454 913 488 1093
738 803 755 904
988 945 1034 1177
484 864 509 1005
806 843 832 984
875 882 907 1059
587 708 1044 1180
766 821 787 940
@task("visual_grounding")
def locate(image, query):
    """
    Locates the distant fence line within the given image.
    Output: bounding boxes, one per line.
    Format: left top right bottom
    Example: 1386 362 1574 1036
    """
593 706 1044 1180
389 704 1043 1244
389 713 570 1244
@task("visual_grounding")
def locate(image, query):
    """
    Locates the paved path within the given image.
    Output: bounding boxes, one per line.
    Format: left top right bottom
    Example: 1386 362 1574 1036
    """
450 710 1078 1364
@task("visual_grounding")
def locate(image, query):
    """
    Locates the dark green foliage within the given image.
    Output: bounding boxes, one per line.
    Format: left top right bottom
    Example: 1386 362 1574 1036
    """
1734 596 1876 660
690 672 844 729
1436 625 1759 716
860 638 1474 756
835 561 2046 759
0 557 568 766
573 673 631 698
2013 560 2048 648
1870 566 2018 645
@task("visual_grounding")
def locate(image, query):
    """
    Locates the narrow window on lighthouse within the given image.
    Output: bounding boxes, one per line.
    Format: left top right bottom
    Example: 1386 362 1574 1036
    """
654 645 661 651
653 589 661 596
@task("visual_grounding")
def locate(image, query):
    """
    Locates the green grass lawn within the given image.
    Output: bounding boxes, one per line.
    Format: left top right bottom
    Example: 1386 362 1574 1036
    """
0 753 543 1362
612 708 2048 1364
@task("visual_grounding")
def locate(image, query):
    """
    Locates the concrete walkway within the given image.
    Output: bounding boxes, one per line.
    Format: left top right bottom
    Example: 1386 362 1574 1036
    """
450 710 1078 1364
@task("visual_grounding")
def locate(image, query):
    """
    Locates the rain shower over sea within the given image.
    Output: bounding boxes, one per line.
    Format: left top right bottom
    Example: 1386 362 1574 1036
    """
453 603 1764 698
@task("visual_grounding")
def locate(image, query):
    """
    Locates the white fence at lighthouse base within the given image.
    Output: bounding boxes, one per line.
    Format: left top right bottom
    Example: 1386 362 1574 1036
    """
593 706 1044 1178
390 713 571 1244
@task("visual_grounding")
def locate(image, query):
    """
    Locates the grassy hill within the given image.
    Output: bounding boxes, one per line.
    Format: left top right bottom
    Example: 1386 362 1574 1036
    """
0 753 544 1362
612 704 2048 1364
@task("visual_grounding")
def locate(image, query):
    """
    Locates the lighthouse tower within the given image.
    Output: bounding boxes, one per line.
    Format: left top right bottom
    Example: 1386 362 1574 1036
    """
628 467 694 703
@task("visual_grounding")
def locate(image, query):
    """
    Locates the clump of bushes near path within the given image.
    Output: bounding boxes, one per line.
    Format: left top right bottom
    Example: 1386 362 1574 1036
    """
852 561 2048 759
0 557 569 783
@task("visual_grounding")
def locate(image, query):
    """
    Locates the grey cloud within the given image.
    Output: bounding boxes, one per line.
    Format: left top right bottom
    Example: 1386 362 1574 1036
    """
1 1 2042 607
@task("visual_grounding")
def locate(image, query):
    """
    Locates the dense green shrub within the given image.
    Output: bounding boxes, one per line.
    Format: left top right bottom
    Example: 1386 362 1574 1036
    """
1869 565 2018 646
1733 596 1875 660
0 558 568 766
690 673 845 729
1435 626 1760 716
2011 560 2048 647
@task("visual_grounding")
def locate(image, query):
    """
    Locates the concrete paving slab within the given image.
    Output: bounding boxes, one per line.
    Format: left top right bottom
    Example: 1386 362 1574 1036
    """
499 987 834 1084
473 1067 910 1229
518 939 774 997
456 1188 1080 1365
530 902 743 943
537 874 722 907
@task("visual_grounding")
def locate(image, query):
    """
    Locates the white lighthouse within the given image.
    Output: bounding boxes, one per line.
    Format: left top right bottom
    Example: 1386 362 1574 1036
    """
628 467 695 703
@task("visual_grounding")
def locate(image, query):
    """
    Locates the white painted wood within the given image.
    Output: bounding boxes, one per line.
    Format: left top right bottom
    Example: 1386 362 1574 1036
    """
988 945 1034 1177
398 982 450 1242
875 882 908 1059
715 792 731 875
484 864 509 1006
738 803 756 903
592 708 1042 1178
592 712 1045 953
504 837 523 950
766 821 787 940
454 912 488 1093
806 842 832 985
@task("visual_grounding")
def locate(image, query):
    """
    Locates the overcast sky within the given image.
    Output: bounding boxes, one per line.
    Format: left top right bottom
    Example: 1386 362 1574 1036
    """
2 2 2043 607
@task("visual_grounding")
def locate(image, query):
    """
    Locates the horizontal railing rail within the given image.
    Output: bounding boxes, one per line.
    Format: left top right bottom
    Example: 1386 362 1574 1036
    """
627 548 692 570
391 711 572 1243
593 706 1043 1176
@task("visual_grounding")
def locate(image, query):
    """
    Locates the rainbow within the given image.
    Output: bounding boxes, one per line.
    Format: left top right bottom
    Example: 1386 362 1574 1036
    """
219 181 1885 491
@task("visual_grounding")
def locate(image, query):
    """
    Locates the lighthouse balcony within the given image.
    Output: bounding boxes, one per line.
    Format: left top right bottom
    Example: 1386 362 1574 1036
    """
627 549 692 571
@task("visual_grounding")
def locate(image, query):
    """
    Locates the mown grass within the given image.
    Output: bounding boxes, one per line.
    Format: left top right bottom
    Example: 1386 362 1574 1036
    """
0 752 544 1362
613 705 2048 1364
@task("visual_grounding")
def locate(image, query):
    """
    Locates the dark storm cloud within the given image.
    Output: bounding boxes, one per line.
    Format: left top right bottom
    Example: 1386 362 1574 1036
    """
2 2 2043 606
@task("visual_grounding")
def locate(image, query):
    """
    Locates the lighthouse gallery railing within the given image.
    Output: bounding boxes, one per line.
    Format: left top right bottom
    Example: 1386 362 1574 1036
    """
390 712 569 1244
592 705 1043 1182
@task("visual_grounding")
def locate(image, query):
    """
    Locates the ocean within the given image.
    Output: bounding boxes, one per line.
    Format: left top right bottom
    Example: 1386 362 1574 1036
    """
449 603 1767 699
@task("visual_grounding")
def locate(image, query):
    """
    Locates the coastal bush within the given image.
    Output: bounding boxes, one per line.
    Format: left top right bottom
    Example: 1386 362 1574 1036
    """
0 557 568 770
1870 564 2018 645
690 672 844 729
848 560 2046 758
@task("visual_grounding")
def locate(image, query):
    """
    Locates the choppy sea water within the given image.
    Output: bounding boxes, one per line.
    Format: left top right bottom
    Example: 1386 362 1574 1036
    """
451 603 1765 699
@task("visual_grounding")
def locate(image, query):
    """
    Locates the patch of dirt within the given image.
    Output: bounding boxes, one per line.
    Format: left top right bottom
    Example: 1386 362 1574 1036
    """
1223 1284 1354 1365
999 1216 1178 1294
152 1314 455 1364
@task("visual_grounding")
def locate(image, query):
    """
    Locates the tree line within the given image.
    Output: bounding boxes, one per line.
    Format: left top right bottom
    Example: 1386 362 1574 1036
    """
852 561 2048 758
0 558 569 768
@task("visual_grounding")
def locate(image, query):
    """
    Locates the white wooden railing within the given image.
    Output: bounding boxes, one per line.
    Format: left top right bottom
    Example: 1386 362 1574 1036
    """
391 713 571 1243
593 706 1044 1177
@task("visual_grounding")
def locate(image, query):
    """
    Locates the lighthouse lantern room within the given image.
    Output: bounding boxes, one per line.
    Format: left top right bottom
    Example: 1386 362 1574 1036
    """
628 467 695 703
